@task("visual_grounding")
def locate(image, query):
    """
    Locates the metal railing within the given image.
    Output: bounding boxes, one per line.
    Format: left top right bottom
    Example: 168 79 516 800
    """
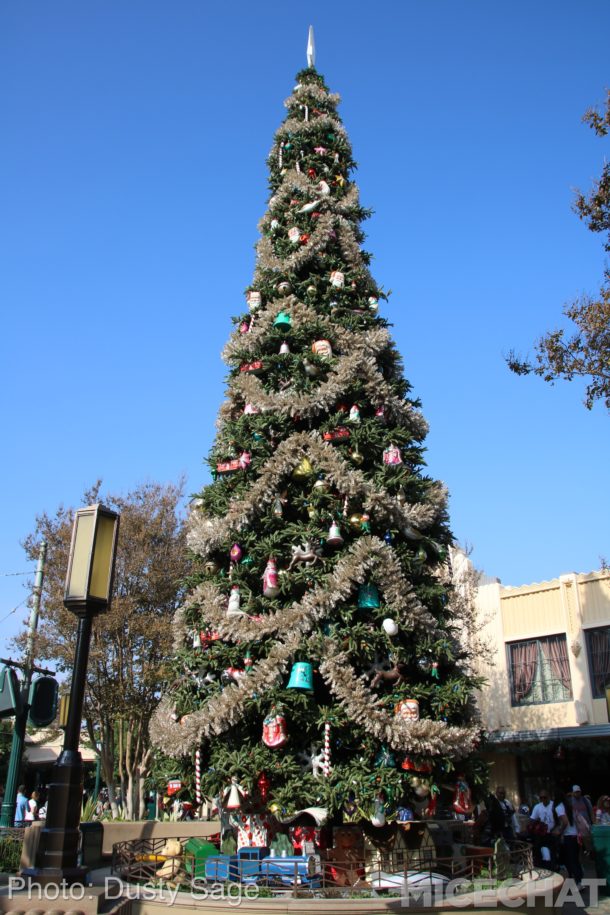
0 826 26 874
112 835 535 899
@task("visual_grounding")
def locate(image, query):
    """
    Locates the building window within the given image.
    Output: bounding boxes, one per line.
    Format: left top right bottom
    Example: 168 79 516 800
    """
508 635 572 706
585 626 610 698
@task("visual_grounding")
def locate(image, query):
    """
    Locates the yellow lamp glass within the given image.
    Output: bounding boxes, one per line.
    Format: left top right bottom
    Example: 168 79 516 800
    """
64 504 119 607
90 513 117 600
65 511 95 599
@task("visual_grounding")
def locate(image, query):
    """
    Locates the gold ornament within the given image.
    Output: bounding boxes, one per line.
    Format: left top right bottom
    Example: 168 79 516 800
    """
350 448 364 466
349 513 363 529
292 457 314 479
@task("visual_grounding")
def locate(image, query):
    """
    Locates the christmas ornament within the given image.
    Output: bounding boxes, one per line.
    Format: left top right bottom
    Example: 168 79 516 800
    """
375 746 396 768
243 402 260 414
262 556 280 598
244 650 253 670
200 628 220 649
383 443 403 466
349 448 364 466
334 174 346 188
431 661 440 680
192 630 201 648
371 794 386 827
311 339 333 358
292 456 314 478
397 806 414 823
247 290 262 312
257 772 271 802
368 297 379 313
223 776 247 810
358 583 380 609
322 722 332 777
323 426 350 443
277 280 291 294
262 707 289 748
238 451 252 469
306 284 316 295
395 699 420 722
375 405 387 423
273 311 292 329
227 584 243 617
383 530 393 544
288 226 301 244
240 360 264 375
370 662 408 689
270 218 280 231
307 167 316 178
223 666 246 682
314 146 327 155
360 513 371 533
287 540 322 569
327 521 344 547
230 543 243 563
303 358 321 377
382 618 398 636
239 320 250 334
286 661 314 692
330 270 344 288
195 748 202 807
349 513 363 530
299 199 322 213
348 404 360 423
299 233 310 244
272 495 284 517
279 341 290 355
313 475 328 490
166 779 183 797
318 180 331 196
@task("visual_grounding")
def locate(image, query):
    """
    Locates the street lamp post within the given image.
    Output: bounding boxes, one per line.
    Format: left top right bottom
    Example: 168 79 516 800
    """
23 504 119 885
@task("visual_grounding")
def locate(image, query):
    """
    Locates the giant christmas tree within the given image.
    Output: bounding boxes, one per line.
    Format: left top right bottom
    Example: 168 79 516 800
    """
151 49 483 826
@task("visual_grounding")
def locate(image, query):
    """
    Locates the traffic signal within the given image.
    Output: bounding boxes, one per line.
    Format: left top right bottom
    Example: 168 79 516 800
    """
28 675 59 727
0 666 22 718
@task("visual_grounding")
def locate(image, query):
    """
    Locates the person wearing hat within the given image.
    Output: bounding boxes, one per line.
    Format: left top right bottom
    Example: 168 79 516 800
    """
571 786 593 852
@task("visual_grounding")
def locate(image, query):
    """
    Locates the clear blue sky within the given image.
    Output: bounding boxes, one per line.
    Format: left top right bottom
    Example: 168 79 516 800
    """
1 1 609 656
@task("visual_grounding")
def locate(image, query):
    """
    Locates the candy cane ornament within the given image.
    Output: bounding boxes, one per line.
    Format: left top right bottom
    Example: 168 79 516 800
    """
322 722 331 777
195 748 202 807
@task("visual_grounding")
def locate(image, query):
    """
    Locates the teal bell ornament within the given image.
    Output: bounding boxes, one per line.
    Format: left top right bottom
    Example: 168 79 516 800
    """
358 582 380 609
273 311 292 330
286 661 314 692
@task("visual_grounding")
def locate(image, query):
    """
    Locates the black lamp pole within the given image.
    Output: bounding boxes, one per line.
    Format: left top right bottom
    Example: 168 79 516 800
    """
23 504 119 886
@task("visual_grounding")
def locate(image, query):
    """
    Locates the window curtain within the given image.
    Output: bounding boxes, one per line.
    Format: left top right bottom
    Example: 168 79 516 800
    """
589 629 610 697
511 641 538 702
541 635 572 695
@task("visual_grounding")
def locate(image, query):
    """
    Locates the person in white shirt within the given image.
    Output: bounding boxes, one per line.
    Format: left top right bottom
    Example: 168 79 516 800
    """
529 791 557 869
555 792 582 885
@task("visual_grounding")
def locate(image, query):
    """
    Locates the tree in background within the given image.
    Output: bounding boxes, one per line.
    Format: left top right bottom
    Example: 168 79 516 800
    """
507 91 610 411
151 66 484 825
20 480 189 819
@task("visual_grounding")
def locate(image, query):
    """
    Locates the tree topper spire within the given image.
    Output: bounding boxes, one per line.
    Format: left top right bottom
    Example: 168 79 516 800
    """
306 26 315 68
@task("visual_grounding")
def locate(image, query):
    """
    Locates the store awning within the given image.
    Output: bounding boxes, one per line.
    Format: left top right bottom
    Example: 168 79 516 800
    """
486 724 610 744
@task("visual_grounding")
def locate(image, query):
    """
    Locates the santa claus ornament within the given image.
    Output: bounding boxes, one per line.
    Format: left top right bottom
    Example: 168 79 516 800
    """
262 707 289 748
262 556 280 598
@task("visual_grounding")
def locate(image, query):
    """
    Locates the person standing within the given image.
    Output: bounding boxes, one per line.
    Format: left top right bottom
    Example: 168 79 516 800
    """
595 795 610 825
487 786 515 842
529 791 557 868
14 785 28 827
24 790 39 823
554 792 583 886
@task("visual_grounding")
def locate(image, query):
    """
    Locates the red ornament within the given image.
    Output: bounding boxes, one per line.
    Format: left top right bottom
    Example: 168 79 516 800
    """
311 212 322 220
166 779 183 797
452 776 473 817
262 708 288 748
307 168 317 178
300 233 310 244
257 771 271 801
323 426 351 443
240 360 264 374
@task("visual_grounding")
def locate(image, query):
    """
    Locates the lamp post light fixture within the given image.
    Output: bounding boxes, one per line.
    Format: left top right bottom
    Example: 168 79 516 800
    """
24 504 119 885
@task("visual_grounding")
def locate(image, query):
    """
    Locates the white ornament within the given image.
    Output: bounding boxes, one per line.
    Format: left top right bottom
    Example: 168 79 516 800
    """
318 180 331 196
311 339 333 358
368 297 379 313
299 199 322 214
382 618 399 637
227 585 244 617
279 341 290 355
246 290 262 312
288 227 301 244
348 404 360 423
330 270 344 288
